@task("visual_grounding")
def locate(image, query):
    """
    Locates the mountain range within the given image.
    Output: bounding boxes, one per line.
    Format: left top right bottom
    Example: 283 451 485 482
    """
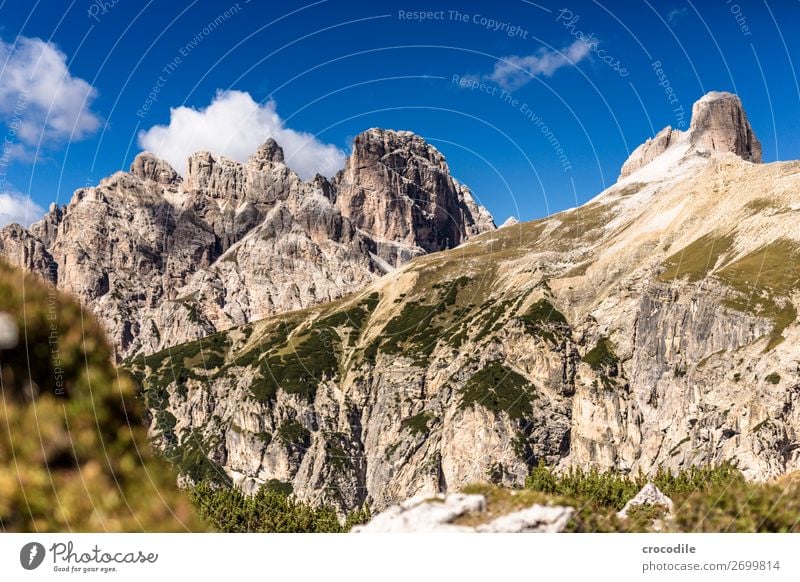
0 128 493 360
5 91 800 515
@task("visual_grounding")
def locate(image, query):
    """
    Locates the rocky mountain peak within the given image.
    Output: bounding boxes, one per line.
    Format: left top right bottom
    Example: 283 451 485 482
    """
1 127 493 360
351 127 448 170
619 91 762 180
335 128 494 266
184 150 245 197
130 152 180 185
0 222 57 282
185 150 216 188
250 137 285 166
688 91 762 162
140 128 800 512
312 173 336 202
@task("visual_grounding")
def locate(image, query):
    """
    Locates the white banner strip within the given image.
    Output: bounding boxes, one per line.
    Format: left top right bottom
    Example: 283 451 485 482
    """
1 533 798 581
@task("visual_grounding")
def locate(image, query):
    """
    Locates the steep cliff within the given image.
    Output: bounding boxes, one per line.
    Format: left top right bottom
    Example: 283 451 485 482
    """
689 91 762 162
334 129 495 266
130 92 797 513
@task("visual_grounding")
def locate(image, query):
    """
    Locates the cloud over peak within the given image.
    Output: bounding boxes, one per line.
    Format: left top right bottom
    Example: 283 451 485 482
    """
137 91 346 180
0 35 101 146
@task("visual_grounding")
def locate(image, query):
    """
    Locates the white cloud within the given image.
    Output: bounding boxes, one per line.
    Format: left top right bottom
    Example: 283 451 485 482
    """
137 90 345 180
0 191 44 227
487 40 592 91
0 36 100 145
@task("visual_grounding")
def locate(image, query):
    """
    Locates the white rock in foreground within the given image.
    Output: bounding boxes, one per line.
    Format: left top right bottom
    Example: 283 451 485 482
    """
351 494 483 532
351 493 575 533
476 505 574 533
617 483 674 519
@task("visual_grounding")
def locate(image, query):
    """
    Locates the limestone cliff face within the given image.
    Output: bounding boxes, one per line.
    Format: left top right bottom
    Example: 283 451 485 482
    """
131 92 800 513
0 222 57 282
170 193 378 337
334 129 495 266
620 91 761 179
130 151 180 185
0 132 493 359
689 92 762 162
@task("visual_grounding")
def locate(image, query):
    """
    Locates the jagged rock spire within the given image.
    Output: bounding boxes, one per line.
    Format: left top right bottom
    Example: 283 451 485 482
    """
251 137 285 165
620 91 761 179
130 152 180 185
688 91 761 162
334 128 495 266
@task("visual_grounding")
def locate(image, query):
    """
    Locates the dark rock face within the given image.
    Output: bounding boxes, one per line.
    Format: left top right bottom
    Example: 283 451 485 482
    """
0 131 494 359
335 129 495 266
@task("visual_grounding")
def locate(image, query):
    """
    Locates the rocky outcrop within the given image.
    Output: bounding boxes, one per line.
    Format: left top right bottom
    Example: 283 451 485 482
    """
619 126 681 178
0 131 493 359
689 92 762 162
130 152 180 185
334 129 495 266
0 223 57 282
352 494 484 532
29 202 62 248
617 483 674 519
619 91 762 179
456 181 496 236
476 504 575 533
170 194 378 335
252 137 285 165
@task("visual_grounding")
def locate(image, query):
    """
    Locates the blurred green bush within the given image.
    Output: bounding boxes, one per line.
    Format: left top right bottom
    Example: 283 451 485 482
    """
0 261 203 531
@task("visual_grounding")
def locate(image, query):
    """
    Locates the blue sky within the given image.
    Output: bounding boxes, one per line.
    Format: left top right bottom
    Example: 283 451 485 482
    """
1 0 799 226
